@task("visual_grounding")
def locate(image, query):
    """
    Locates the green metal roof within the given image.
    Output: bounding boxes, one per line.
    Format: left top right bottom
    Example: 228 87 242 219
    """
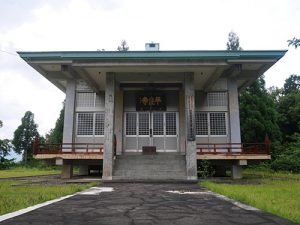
17 50 287 61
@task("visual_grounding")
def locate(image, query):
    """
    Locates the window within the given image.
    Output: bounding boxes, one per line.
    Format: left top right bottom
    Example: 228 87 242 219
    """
76 92 103 108
95 113 105 135
77 113 93 135
77 112 104 136
206 92 228 107
76 92 95 107
210 113 227 135
195 112 227 136
195 113 208 135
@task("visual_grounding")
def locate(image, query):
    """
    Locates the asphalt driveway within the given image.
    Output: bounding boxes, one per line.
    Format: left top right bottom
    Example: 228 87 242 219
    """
0 183 296 225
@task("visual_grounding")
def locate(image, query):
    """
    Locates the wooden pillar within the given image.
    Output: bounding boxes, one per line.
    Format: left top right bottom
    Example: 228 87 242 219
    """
184 73 197 180
102 73 115 180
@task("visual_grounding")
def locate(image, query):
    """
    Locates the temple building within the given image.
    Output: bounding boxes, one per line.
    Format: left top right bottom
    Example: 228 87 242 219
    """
18 44 286 180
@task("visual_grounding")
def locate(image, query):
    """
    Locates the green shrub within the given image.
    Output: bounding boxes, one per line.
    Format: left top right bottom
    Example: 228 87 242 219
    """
271 149 300 172
197 160 215 178
270 134 300 173
0 157 16 170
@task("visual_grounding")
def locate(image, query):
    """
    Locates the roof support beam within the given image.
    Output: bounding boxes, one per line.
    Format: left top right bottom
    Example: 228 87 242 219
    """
72 61 228 68
228 64 242 78
30 64 66 92
60 65 76 79
238 64 272 91
48 79 66 93
204 64 242 91
203 67 225 91
72 67 101 94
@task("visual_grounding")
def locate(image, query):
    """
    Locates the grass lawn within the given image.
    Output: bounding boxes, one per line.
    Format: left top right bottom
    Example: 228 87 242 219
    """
243 168 300 179
0 167 61 178
201 170 300 224
0 180 96 215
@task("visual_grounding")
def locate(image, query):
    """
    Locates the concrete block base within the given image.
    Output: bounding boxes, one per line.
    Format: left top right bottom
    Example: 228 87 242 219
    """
61 164 73 179
231 164 242 179
56 158 63 165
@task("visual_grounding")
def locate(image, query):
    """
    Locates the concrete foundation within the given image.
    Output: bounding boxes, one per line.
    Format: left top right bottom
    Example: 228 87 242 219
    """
231 164 242 179
61 164 73 179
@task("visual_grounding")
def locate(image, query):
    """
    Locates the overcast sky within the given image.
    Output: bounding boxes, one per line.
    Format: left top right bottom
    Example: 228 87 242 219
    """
0 0 300 142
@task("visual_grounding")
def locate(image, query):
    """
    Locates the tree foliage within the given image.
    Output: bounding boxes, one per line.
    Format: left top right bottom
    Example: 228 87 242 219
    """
0 120 11 157
283 74 300 95
117 40 129 51
271 134 300 172
226 31 242 51
46 103 64 144
239 77 281 144
287 37 300 49
277 75 300 142
0 120 12 166
12 111 39 163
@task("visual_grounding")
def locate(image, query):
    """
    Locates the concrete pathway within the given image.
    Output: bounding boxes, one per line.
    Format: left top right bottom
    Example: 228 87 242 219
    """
0 183 296 225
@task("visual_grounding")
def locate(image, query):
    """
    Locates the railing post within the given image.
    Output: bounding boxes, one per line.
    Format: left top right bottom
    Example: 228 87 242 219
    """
264 134 270 154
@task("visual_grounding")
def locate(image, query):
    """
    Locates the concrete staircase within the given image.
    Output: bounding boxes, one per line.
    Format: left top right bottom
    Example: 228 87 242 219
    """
112 154 187 181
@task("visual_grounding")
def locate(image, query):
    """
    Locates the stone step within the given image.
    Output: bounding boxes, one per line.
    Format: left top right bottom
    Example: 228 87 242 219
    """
114 165 185 171
115 154 186 160
112 175 187 180
114 161 186 167
113 154 187 180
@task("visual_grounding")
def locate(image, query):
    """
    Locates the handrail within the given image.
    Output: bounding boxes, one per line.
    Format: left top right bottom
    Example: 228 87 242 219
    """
196 142 270 155
196 135 270 155
33 141 104 155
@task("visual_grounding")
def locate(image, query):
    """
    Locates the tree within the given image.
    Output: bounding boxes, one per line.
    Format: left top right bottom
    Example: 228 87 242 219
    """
277 75 300 141
287 37 300 49
0 120 11 159
0 120 13 169
239 77 282 145
46 103 64 144
117 40 129 51
12 111 39 163
283 74 300 95
226 31 242 51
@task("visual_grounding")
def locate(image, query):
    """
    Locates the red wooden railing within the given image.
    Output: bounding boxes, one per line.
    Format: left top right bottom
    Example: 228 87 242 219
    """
196 136 270 155
33 141 104 155
33 135 119 155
